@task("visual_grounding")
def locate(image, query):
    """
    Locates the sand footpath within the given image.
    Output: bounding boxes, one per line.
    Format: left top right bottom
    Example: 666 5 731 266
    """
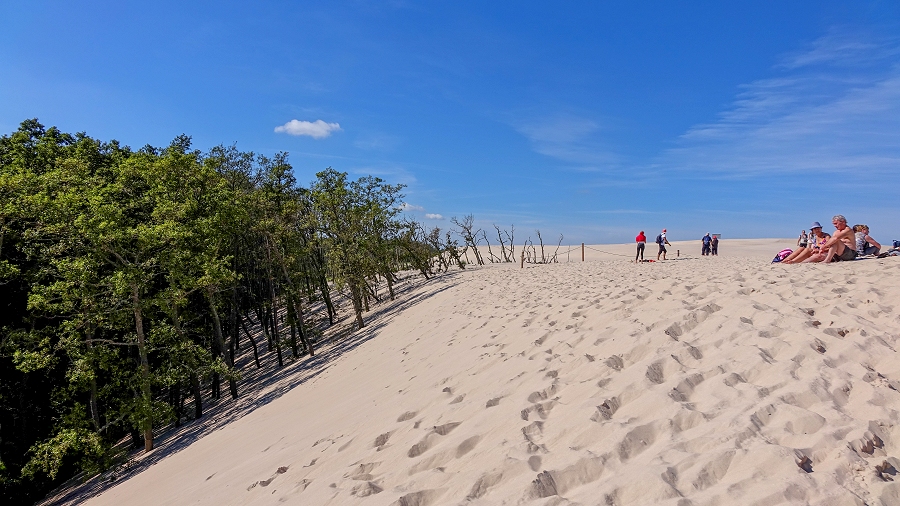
77 239 900 505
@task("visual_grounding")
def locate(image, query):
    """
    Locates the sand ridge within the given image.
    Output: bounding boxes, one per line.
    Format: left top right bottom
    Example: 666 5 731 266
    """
80 242 900 505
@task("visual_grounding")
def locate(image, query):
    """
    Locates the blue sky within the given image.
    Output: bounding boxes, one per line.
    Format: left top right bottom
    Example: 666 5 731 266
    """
3 1 900 243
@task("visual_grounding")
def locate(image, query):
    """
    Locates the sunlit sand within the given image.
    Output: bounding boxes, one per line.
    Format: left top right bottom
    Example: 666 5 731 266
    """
68 239 900 505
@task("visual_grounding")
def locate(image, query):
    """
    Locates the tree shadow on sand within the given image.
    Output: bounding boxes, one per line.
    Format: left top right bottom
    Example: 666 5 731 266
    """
42 271 462 506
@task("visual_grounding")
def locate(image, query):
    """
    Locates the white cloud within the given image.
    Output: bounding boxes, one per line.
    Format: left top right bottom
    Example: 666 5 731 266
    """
400 203 424 212
425 213 444 220
274 119 342 139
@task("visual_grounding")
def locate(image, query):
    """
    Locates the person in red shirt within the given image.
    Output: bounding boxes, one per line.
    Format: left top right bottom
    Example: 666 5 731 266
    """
635 230 647 263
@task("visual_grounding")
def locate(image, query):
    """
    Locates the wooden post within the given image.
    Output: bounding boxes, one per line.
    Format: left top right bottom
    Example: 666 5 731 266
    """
581 243 585 262
677 250 680 257
520 250 525 269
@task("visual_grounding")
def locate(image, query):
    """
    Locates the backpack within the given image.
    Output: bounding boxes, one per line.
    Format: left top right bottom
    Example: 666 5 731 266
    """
771 248 792 263
655 234 663 244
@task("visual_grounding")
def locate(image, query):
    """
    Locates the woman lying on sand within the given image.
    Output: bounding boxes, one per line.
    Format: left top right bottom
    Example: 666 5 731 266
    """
781 222 830 264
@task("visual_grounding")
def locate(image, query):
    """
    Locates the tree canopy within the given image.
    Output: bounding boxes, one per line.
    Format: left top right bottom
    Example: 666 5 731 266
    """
0 120 456 504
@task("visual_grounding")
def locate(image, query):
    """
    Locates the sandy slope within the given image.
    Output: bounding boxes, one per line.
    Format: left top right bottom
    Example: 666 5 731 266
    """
79 240 900 506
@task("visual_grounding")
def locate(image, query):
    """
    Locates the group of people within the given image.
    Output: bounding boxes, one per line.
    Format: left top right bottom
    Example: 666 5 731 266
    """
634 229 721 263
634 229 673 262
701 233 719 256
781 215 880 264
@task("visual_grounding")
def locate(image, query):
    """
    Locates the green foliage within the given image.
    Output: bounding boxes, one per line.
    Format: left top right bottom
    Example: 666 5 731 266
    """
22 428 110 480
0 119 433 504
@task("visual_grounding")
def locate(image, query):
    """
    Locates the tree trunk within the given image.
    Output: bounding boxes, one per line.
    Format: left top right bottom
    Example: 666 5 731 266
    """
240 317 262 368
89 377 101 432
190 371 203 419
319 276 335 325
130 283 154 452
85 327 101 432
171 382 182 427
286 297 299 358
292 298 313 357
385 271 395 301
350 284 365 329
278 261 314 356
269 300 283 367
207 288 238 399
259 307 273 351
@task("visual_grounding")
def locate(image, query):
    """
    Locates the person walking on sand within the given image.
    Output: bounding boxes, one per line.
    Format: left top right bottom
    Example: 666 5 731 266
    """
656 228 671 260
711 234 719 255
701 233 712 256
635 230 646 263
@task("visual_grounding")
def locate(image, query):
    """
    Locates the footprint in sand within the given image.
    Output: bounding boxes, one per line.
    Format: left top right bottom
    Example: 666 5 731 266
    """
527 383 558 403
392 489 445 506
351 481 383 497
407 422 462 457
521 400 556 421
467 471 504 499
527 458 604 499
590 397 620 422
605 355 624 371
246 466 289 490
345 462 380 481
617 424 657 461
645 361 665 384
397 411 417 422
456 435 481 457
374 432 391 449
522 421 546 453
668 373 704 402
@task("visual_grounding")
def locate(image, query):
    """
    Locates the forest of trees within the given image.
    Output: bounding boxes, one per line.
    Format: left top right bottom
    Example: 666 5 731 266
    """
0 120 562 504
0 120 475 504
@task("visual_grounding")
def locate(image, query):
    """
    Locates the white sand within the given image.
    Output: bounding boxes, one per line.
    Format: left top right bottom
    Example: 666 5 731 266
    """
79 239 900 505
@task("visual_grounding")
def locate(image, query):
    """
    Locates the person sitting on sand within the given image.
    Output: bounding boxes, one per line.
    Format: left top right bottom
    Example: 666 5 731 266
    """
635 230 646 263
798 230 808 248
853 224 881 256
782 223 829 264
803 215 856 263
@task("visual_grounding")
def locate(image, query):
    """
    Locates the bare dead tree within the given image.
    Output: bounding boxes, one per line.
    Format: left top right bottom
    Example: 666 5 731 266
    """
536 230 546 263
548 234 564 263
451 214 484 265
444 231 465 269
482 229 500 263
523 237 536 264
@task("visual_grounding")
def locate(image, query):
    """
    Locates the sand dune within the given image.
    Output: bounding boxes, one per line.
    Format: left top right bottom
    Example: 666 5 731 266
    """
76 239 900 506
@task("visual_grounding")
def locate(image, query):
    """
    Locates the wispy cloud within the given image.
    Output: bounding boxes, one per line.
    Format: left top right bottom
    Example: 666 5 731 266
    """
274 119 342 139
400 203 424 212
425 213 444 220
776 29 897 70
513 115 621 166
353 132 401 151
666 32 900 176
